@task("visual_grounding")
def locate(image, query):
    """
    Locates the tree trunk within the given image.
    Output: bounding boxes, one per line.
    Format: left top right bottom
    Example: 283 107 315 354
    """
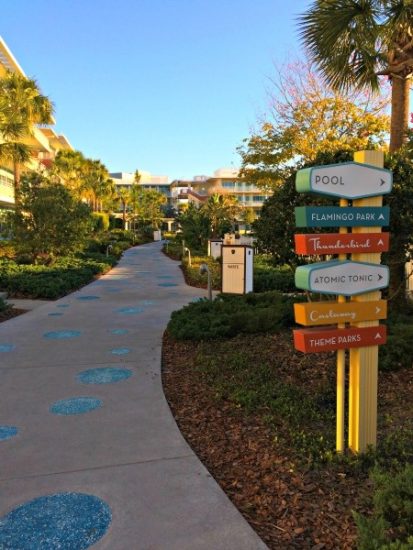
13 161 21 208
390 76 410 153
122 203 126 230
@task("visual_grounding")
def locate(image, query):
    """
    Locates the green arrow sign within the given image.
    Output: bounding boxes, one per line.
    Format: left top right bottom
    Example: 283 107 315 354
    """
295 206 390 227
296 162 392 199
295 260 389 296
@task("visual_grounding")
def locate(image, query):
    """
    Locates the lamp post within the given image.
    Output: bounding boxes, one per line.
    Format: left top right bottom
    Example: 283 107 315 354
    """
184 246 191 267
200 263 212 301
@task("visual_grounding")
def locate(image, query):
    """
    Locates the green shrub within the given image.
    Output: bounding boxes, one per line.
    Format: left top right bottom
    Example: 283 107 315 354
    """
379 323 413 371
0 243 15 259
0 296 9 312
354 465 413 549
168 291 302 340
91 212 110 232
0 256 112 299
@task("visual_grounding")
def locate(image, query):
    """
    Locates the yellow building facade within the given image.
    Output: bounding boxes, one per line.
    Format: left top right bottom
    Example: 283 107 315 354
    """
0 36 73 215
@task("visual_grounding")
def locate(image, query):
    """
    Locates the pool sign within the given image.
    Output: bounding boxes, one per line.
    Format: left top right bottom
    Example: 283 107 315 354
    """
295 260 389 296
295 206 390 227
294 232 389 255
294 300 387 326
295 162 392 199
293 325 387 353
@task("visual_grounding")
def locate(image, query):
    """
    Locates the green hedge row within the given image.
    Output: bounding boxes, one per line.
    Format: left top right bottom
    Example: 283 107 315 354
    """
0 256 114 299
168 291 304 340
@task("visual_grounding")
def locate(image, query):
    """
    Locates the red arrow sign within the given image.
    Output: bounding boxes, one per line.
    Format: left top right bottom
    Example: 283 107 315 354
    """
293 325 387 353
294 232 389 255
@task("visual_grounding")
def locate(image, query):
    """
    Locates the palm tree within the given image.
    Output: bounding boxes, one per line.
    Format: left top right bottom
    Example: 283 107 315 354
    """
116 186 131 229
203 193 240 238
0 71 54 201
298 1 413 151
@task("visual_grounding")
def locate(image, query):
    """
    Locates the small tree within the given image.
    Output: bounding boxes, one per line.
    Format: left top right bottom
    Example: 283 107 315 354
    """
177 203 211 250
133 188 166 229
238 57 389 190
12 172 92 260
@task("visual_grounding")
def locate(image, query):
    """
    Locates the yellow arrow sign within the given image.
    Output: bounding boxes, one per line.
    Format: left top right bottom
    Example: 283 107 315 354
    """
294 300 387 326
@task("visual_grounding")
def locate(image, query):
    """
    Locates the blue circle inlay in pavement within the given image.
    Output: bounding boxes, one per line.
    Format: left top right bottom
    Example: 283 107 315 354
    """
77 367 133 385
0 426 18 441
110 347 130 356
76 295 100 301
48 312 63 317
157 275 174 279
158 282 178 287
0 344 15 353
50 397 102 415
57 304 70 308
0 492 111 549
110 328 129 335
115 307 144 315
44 330 81 340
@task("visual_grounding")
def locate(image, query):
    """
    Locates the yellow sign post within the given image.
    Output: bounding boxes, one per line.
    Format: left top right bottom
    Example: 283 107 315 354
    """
348 150 385 453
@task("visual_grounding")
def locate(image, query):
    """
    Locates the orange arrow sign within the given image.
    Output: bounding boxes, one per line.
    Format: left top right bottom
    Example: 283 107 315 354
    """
293 325 387 353
294 300 387 326
294 232 389 255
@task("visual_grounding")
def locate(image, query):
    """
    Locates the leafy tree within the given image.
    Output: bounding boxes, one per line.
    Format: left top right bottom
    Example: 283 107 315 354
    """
241 207 256 229
0 71 54 201
11 172 92 260
177 203 210 250
203 193 240 237
298 0 413 151
116 186 131 230
239 58 389 190
132 188 166 229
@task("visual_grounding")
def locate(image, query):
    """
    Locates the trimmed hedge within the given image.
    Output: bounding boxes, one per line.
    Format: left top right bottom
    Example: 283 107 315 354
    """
168 291 304 340
0 256 113 299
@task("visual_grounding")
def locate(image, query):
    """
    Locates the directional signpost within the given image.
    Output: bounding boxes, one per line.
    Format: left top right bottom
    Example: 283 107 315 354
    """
294 300 387 326
293 152 392 454
295 260 389 296
294 233 389 255
295 161 392 199
295 206 390 227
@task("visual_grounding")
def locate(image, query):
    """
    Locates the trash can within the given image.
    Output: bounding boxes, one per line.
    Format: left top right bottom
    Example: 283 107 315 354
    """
221 245 254 294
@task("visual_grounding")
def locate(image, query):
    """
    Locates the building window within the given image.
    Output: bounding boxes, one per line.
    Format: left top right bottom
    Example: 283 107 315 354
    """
223 182 235 188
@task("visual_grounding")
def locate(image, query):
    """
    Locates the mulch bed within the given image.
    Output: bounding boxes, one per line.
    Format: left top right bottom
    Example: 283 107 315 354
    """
0 308 27 324
162 331 413 550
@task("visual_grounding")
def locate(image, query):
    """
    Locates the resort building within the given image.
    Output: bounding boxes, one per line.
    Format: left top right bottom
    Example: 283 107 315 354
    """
170 168 271 220
0 36 73 219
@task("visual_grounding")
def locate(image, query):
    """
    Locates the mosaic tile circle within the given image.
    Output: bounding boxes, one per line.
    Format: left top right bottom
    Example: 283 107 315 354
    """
0 344 15 352
57 304 70 308
0 426 18 441
50 397 102 415
44 330 81 340
110 328 129 335
157 275 174 279
110 347 130 356
76 295 100 301
158 282 178 287
115 307 144 315
48 312 63 317
77 367 133 385
0 492 111 549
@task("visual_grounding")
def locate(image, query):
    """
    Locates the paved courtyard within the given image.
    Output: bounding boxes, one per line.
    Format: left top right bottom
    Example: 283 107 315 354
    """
0 242 267 549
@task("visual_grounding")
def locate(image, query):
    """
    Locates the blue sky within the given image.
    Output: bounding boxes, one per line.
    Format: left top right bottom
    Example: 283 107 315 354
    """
2 0 310 179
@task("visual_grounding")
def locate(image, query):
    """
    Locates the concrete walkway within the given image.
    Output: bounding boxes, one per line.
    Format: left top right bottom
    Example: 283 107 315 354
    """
0 242 267 549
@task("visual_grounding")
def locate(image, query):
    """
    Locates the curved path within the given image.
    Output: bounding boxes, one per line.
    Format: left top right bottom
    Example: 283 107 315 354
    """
0 242 267 549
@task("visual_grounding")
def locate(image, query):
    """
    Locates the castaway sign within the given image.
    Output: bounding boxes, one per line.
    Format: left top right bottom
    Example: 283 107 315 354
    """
294 300 387 326
295 162 392 199
295 260 389 296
